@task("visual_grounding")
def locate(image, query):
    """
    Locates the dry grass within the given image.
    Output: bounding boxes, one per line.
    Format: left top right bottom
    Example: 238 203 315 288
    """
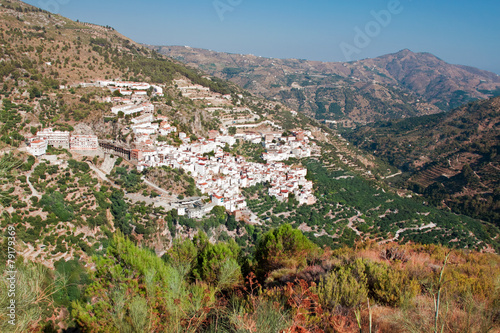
373 294 498 333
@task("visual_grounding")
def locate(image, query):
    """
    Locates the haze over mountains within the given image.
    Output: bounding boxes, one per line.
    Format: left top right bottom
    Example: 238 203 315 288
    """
151 45 500 124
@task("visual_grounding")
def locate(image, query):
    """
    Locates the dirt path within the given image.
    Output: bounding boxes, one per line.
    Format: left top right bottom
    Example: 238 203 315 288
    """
26 161 41 198
383 171 402 179
87 162 112 183
100 155 117 174
142 176 172 196
347 211 362 237
379 222 437 244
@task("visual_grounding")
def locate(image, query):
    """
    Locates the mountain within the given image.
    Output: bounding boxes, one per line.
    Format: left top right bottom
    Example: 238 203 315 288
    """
0 0 497 270
344 96 500 224
367 49 500 108
150 45 500 124
0 1 499 331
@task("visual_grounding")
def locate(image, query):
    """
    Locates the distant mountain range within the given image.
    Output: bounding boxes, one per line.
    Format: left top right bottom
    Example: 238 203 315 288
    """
149 46 500 124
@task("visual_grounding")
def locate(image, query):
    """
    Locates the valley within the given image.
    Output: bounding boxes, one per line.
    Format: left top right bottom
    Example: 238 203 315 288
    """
0 0 498 331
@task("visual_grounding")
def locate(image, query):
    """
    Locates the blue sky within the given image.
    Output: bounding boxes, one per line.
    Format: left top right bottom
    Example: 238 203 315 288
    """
23 0 500 74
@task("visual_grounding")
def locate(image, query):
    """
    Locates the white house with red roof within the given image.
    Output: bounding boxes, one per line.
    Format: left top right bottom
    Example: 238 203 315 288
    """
27 139 47 156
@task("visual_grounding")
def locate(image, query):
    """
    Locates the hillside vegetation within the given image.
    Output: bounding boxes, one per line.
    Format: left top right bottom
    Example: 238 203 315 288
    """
1 226 499 332
0 1 498 331
343 97 500 224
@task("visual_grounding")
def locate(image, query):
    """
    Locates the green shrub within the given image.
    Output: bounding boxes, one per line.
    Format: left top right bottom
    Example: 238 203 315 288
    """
39 192 74 222
365 261 420 306
191 232 242 287
315 258 369 308
255 224 318 281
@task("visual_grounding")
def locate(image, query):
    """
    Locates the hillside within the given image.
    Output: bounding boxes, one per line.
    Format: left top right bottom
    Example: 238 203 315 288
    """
0 0 497 284
3 226 500 332
343 96 500 224
150 45 500 124
0 0 316 148
0 0 240 131
0 0 237 91
0 1 499 331
367 49 500 108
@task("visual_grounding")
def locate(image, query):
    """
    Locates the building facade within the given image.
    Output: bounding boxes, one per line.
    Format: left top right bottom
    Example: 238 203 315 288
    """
70 135 99 150
37 128 70 148
27 139 47 156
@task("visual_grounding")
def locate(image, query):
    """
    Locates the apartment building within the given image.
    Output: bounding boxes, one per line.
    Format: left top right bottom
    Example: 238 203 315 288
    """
36 128 70 148
70 135 99 150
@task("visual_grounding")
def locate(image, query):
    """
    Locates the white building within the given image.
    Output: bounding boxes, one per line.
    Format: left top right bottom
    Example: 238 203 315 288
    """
142 103 154 113
211 194 224 205
70 135 99 150
159 123 177 136
151 85 163 96
117 89 133 96
36 128 70 148
131 122 158 135
98 80 115 87
142 150 158 162
178 85 210 92
27 139 47 156
131 114 154 124
187 208 204 219
111 103 154 116
112 104 142 115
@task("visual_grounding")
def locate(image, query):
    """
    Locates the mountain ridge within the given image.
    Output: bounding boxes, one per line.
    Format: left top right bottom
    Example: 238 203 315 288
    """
150 45 500 124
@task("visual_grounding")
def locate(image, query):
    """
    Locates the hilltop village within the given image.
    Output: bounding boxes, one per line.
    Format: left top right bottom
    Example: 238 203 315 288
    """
25 79 319 220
